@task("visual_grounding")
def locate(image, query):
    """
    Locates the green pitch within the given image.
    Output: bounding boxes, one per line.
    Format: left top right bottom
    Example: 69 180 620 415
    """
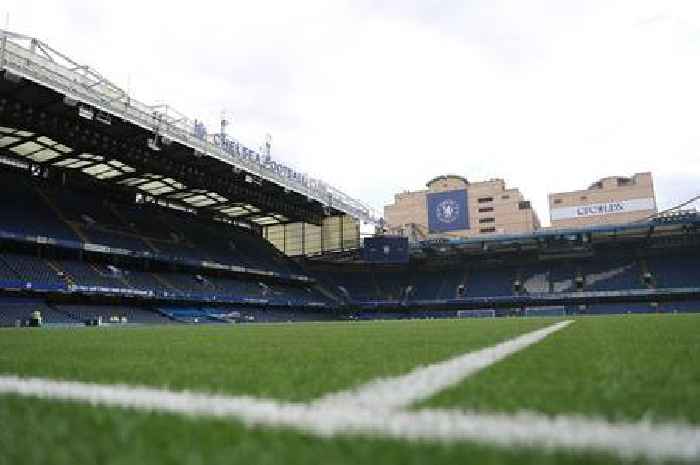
1 314 699 465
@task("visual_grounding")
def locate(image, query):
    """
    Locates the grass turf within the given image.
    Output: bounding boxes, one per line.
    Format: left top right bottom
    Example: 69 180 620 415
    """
0 318 550 400
0 395 654 465
1 314 697 465
423 314 700 424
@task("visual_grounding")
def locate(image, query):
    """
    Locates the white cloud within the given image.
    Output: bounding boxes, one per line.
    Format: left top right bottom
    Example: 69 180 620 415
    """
3 0 699 223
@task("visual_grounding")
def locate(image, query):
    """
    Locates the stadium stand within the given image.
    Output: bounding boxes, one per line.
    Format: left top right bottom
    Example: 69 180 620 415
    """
519 266 550 294
582 303 656 315
0 174 78 242
0 173 300 274
1 253 67 289
0 167 698 323
0 259 19 285
580 258 642 291
307 243 700 314
464 267 514 297
647 255 700 289
656 300 700 313
120 270 176 294
549 262 577 293
157 305 338 323
56 305 172 324
55 260 125 289
0 297 76 326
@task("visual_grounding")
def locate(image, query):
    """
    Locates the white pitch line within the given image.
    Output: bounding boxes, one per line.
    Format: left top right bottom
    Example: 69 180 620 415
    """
314 320 573 410
1 374 700 461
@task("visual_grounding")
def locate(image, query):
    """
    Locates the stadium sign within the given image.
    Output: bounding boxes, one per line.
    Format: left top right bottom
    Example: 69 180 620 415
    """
550 197 656 221
427 189 469 232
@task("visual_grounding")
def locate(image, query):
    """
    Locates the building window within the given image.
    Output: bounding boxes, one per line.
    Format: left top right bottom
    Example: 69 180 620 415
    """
580 195 587 200
501 195 510 200
480 227 496 233
478 206 494 213
479 217 495 224
553 198 562 204
478 197 493 203
518 201 531 210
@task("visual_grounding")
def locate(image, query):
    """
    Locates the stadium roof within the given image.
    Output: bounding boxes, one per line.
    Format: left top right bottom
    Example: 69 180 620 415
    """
0 29 379 226
412 213 700 256
306 213 699 263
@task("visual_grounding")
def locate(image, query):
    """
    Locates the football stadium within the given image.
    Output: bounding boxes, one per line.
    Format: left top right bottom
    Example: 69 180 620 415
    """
1 20 700 465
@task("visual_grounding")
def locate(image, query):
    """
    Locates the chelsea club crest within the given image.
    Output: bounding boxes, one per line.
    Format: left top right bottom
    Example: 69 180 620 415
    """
436 199 459 224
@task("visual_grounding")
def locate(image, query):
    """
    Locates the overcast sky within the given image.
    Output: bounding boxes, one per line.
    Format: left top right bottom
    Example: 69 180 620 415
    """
3 0 699 224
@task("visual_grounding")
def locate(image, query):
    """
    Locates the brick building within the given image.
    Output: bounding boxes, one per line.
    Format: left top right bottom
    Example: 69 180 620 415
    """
548 173 657 228
384 175 540 240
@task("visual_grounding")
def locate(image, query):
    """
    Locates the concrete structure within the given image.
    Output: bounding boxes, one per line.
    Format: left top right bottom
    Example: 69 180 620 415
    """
548 173 657 229
384 175 540 240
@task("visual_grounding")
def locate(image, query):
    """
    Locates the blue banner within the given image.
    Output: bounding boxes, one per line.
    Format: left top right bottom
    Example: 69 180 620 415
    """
427 189 469 232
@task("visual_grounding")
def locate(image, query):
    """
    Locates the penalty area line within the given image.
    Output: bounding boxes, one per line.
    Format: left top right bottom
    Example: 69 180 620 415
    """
314 320 574 410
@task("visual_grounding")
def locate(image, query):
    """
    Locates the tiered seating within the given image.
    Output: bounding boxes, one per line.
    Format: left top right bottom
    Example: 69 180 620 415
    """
209 277 261 297
355 310 460 320
0 174 77 241
0 173 300 275
56 261 129 289
374 270 410 300
656 300 700 313
244 308 338 323
520 266 550 294
264 283 328 306
0 297 76 326
121 271 175 294
437 270 470 299
322 253 697 303
157 307 228 323
582 259 642 291
3 169 699 321
0 253 66 289
46 187 151 251
648 255 700 288
325 270 377 301
325 266 517 301
153 273 210 294
0 257 21 285
550 263 576 292
464 268 514 297
584 303 655 315
409 271 443 300
0 250 325 306
56 305 172 324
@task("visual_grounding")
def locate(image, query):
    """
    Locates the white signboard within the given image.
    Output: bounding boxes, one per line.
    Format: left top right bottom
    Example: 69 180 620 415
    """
550 198 656 221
